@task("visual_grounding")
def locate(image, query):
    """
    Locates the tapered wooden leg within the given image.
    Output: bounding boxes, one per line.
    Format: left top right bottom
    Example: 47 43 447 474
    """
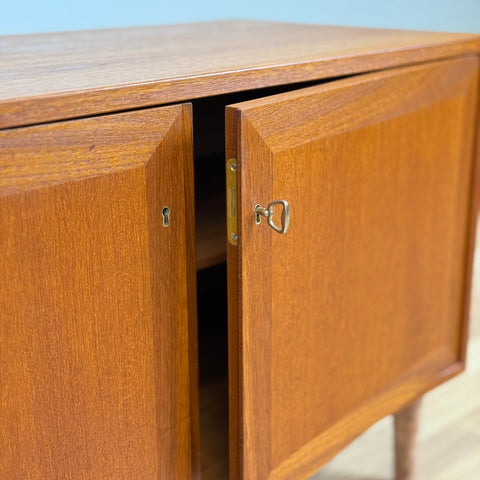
394 398 422 480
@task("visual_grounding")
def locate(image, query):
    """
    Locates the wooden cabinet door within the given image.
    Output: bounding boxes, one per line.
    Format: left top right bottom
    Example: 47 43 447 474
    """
226 57 479 480
0 105 198 479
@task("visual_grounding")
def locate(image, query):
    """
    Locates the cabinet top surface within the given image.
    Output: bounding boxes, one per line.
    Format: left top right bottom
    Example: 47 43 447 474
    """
1 20 479 129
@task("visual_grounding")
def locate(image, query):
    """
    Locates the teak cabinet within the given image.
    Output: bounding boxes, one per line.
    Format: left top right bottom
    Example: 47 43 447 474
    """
1 21 479 480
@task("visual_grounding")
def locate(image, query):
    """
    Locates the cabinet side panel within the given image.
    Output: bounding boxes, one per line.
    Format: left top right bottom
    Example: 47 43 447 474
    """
0 106 197 479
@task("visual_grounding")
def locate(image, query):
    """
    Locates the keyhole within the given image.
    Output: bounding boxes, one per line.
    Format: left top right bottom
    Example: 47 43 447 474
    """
162 206 170 227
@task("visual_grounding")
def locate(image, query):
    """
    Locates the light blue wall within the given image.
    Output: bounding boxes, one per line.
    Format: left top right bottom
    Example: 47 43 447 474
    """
1 0 479 35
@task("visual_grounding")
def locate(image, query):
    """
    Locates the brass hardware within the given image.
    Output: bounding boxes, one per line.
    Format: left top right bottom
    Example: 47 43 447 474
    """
255 200 290 234
227 158 238 245
254 204 269 225
162 206 171 227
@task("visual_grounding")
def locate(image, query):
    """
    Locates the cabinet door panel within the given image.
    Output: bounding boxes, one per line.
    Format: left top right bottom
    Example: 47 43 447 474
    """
226 57 479 480
0 105 198 479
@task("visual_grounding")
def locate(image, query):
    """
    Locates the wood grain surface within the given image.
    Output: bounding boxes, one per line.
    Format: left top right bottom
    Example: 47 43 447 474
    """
195 154 227 270
1 20 480 129
195 192 227 270
227 56 479 480
226 104 242 480
312 242 480 479
0 105 199 479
